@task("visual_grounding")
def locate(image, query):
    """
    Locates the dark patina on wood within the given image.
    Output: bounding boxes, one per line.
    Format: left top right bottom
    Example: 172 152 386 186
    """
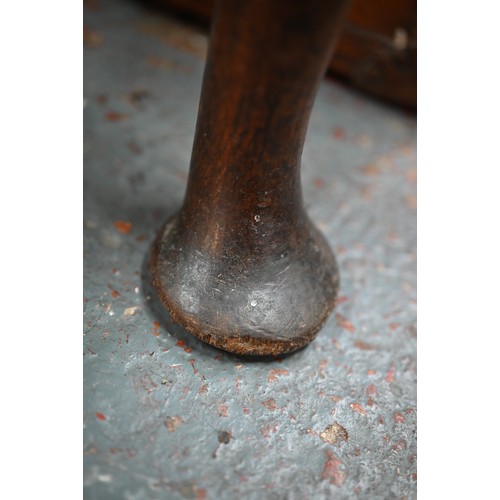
152 0 348 355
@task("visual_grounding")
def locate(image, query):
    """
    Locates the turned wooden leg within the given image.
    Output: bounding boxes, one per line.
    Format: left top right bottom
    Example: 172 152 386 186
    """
152 0 349 355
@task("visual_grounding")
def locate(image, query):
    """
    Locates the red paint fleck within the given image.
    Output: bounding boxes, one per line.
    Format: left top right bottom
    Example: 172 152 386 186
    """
219 405 228 417
152 321 160 337
105 111 128 122
354 340 374 350
273 356 283 363
389 322 400 331
261 424 278 437
385 365 396 383
95 412 106 421
114 220 132 234
335 313 355 333
111 289 120 298
411 473 417 481
367 369 377 376
367 398 375 407
184 346 192 353
195 488 206 500
313 177 325 189
164 415 184 432
239 476 249 482
189 359 198 375
331 396 343 403
262 398 277 411
366 384 377 397
321 450 347 486
350 403 367 415
361 164 380 176
176 339 185 347
378 417 385 425
333 127 346 140
242 407 250 414
392 439 407 452
335 296 349 305
394 413 405 424
109 447 135 459
267 369 290 383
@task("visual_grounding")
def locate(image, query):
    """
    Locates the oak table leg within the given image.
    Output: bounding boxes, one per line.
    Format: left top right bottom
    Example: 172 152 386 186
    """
152 0 349 356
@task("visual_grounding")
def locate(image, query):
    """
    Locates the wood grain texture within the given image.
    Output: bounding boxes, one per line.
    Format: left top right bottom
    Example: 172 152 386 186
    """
152 0 348 355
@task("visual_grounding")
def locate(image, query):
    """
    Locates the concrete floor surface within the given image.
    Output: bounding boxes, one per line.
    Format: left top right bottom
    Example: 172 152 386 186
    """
84 1 417 498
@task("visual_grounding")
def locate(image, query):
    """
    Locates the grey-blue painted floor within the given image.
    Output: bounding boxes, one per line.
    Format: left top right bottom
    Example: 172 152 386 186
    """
83 1 417 498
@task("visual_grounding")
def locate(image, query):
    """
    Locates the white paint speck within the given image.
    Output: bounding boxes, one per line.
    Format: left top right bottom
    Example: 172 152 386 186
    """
98 474 112 483
254 215 261 222
134 286 139 294
251 300 257 307
124 306 140 317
